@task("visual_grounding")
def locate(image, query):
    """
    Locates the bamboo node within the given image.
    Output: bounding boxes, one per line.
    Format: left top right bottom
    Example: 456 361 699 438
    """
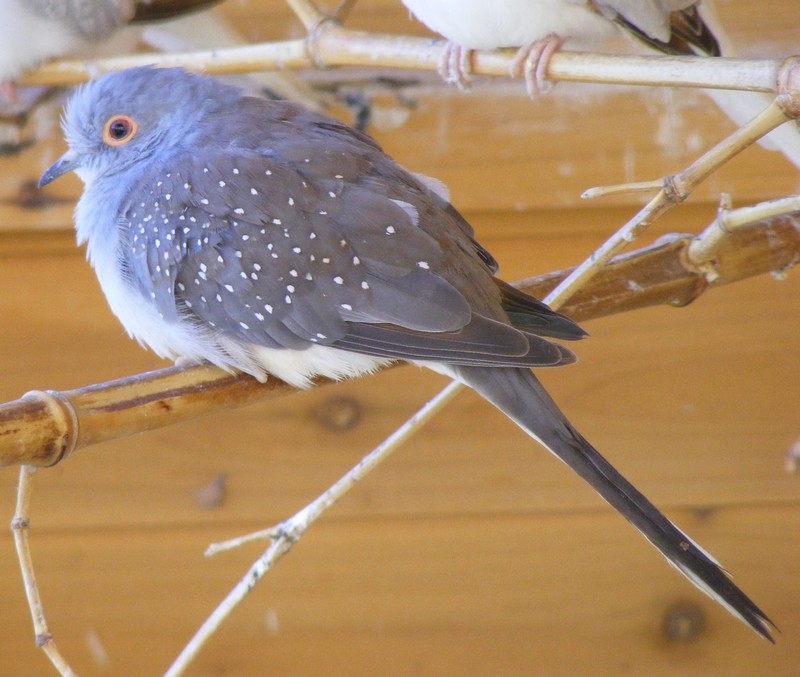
21 390 79 466
661 173 690 205
776 56 800 119
10 516 29 530
306 17 343 70
34 632 54 649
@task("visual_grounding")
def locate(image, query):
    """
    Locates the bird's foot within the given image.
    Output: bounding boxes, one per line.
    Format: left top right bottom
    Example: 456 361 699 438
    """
509 34 563 98
174 356 202 369
438 41 474 90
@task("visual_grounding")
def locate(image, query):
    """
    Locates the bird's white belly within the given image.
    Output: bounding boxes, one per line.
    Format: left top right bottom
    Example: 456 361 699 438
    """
87 228 391 389
401 0 615 50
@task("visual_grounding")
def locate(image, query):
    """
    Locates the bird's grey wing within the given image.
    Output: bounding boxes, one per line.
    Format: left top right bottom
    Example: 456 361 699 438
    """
251 102 582 341
597 0 719 55
120 149 573 367
494 279 587 341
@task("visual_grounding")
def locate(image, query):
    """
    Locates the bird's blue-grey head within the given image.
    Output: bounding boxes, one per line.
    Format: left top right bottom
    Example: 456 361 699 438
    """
38 66 241 189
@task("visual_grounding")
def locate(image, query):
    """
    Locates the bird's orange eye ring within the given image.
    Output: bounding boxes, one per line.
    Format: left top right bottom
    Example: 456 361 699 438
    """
102 114 138 147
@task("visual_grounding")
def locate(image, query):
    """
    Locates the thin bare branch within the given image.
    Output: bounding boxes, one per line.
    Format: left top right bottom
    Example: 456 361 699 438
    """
11 466 77 676
167 380 462 675
285 0 327 31
549 100 795 307
689 194 800 265
163 532 293 677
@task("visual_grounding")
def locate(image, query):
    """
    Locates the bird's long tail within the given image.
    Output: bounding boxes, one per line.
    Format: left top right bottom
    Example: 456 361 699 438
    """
454 364 775 641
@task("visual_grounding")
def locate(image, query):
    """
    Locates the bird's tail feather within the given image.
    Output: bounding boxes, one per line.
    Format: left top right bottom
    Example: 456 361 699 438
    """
454 364 775 641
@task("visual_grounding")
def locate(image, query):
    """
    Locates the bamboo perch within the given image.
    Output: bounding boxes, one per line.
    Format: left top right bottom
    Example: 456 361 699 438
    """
0 213 797 470
16 23 799 97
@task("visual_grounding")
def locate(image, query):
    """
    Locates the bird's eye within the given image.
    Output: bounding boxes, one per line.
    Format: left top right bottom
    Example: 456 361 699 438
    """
102 114 138 147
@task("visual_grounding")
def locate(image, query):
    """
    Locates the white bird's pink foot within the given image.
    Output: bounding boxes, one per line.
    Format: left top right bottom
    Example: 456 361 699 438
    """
437 40 474 90
509 33 564 98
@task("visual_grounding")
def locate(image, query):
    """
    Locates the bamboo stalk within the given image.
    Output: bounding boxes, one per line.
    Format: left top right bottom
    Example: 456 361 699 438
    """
0 214 797 470
17 24 791 95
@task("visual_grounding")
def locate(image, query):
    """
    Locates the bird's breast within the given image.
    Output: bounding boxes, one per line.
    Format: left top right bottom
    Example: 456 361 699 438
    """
76 185 204 361
76 183 393 386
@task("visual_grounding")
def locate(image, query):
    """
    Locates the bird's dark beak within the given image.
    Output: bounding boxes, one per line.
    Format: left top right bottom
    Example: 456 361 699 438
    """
38 150 80 188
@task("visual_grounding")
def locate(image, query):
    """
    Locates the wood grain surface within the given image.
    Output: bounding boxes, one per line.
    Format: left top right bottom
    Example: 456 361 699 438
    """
0 1 798 675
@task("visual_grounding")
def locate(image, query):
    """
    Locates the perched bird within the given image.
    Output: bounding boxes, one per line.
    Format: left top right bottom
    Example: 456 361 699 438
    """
39 67 774 640
0 0 219 99
401 0 720 89
400 0 800 169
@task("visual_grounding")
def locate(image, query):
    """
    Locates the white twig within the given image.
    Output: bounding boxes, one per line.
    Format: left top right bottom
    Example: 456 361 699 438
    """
165 381 463 676
550 99 795 306
688 194 800 265
11 466 77 677
285 0 327 30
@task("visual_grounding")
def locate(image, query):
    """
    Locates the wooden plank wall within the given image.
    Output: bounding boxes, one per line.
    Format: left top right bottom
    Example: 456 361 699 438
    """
0 1 798 675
